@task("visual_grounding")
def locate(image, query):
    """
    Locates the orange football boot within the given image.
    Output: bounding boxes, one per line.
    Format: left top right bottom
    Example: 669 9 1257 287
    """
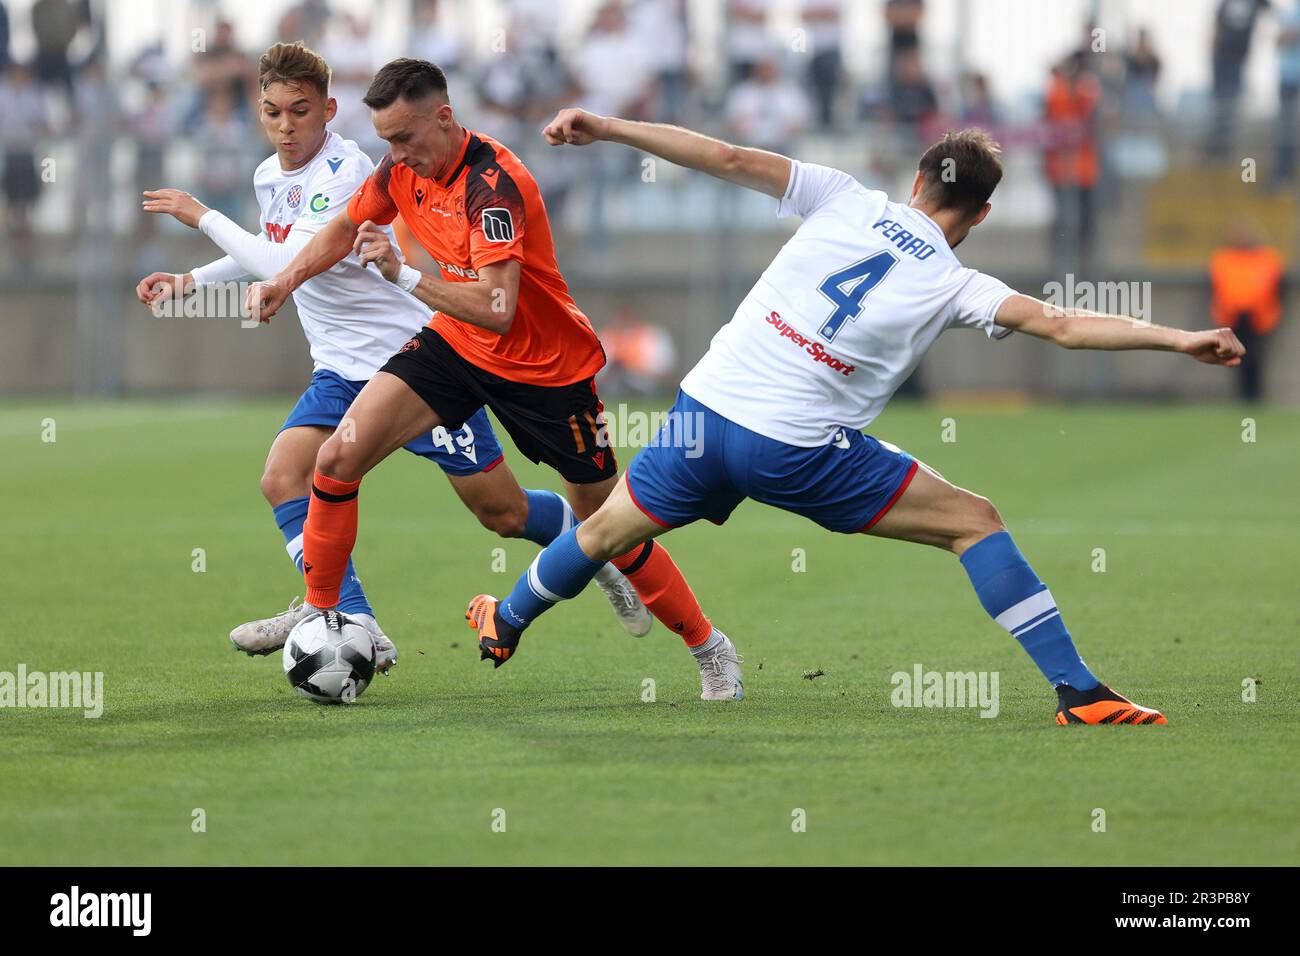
466 594 520 668
1055 682 1168 725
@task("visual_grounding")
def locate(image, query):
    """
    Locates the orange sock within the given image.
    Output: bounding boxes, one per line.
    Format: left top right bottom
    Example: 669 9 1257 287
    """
303 471 361 609
611 541 713 647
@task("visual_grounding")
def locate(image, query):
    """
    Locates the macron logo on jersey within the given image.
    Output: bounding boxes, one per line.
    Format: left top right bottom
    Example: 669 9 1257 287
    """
765 311 857 376
482 208 515 243
327 157 343 173
872 218 937 260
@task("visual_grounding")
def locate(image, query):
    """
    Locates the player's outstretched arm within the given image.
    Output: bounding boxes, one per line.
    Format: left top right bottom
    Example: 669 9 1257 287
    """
543 108 792 198
993 294 1246 366
244 211 358 322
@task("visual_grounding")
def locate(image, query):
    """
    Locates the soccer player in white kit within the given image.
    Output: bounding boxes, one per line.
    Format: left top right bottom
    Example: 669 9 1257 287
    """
466 109 1246 722
136 45 651 670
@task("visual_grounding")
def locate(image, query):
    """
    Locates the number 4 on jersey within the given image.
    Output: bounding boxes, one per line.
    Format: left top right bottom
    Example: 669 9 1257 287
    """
816 250 899 342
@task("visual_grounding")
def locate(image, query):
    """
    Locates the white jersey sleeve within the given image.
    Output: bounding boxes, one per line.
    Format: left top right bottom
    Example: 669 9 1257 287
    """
198 149 395 280
946 270 1017 340
776 160 862 220
198 212 307 279
190 254 251 286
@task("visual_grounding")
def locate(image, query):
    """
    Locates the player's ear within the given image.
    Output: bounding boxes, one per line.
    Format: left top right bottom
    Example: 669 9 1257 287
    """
324 97 337 123
910 170 925 201
969 202 992 229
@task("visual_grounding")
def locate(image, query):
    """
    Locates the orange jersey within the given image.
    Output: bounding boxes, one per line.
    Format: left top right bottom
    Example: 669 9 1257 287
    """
347 129 605 386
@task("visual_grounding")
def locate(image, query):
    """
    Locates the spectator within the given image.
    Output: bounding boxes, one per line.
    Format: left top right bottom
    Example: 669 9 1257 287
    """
1209 221 1284 402
1275 1 1300 185
507 0 563 61
802 0 842 127
188 19 254 130
130 82 172 239
31 0 82 101
571 3 656 250
193 88 249 221
1044 53 1100 268
1122 26 1161 116
884 0 923 74
130 37 171 89
725 55 810 150
1207 0 1271 159
478 16 572 141
0 1 11 76
960 71 996 127
629 0 689 123
318 13 378 151
887 48 938 135
277 0 333 50
572 2 655 118
409 0 464 82
0 62 49 246
72 56 117 234
727 0 772 83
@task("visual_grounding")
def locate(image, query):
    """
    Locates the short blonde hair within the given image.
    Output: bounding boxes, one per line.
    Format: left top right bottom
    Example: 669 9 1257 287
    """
258 41 331 98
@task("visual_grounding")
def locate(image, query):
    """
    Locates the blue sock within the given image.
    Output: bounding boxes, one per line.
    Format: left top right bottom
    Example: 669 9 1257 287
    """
959 530 1098 690
498 528 603 632
521 489 575 546
272 496 373 617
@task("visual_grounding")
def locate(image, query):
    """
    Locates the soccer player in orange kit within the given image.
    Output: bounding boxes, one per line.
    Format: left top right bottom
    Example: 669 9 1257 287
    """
247 59 744 700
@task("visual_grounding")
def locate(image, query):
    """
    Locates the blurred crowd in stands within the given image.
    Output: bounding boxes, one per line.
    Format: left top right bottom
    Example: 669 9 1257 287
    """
0 2 1295 279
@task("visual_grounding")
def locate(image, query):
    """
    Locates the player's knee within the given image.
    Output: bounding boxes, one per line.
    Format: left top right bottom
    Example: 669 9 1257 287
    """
259 465 310 505
978 495 1007 534
953 494 1006 552
314 436 363 483
575 511 628 563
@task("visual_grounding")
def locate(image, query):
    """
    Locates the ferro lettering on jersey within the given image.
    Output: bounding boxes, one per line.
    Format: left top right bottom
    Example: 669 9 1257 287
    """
870 218 936 260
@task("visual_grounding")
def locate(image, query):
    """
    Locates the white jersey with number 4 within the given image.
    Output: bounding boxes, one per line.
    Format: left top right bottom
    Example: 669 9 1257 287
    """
680 160 1016 447
252 130 430 381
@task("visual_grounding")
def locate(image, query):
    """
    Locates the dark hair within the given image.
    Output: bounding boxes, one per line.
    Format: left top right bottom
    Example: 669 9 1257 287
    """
916 128 1003 217
258 41 331 98
363 58 448 110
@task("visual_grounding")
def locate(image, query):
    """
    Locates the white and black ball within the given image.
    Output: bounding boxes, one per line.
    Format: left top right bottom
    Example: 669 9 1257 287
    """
282 610 376 704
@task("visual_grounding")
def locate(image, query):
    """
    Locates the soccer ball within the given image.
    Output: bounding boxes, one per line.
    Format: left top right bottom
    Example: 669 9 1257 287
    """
282 610 376 704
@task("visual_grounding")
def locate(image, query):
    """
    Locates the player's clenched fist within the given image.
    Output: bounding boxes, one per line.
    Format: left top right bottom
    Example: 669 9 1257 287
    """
135 271 193 306
542 108 610 147
245 278 290 324
1181 327 1246 366
354 220 400 283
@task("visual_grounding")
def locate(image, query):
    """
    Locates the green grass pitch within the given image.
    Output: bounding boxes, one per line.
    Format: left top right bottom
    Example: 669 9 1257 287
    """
1 398 1296 865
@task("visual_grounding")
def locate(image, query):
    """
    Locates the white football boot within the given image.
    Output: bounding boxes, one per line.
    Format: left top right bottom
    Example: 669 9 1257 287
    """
593 565 653 637
694 630 745 701
229 597 312 656
349 612 398 675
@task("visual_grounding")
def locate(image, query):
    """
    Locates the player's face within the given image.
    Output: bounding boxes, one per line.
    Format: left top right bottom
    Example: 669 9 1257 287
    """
371 96 455 180
260 82 336 170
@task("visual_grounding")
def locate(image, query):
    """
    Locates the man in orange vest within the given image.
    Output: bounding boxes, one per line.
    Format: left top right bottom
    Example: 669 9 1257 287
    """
1209 221 1284 401
1044 52 1101 268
